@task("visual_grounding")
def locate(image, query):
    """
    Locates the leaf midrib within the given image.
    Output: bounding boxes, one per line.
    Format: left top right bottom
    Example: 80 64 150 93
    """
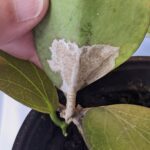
31 63 49 101
31 63 54 111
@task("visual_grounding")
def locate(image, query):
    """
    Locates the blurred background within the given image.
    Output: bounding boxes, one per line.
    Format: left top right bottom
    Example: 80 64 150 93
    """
0 36 150 150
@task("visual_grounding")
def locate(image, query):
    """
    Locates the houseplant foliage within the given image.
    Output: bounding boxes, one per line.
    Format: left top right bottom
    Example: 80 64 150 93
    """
0 51 67 133
34 0 150 122
0 0 150 150
82 105 150 150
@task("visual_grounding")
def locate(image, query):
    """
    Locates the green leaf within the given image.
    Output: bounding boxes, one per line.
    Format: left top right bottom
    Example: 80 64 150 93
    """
0 51 58 112
0 51 67 132
148 26 150 33
34 0 150 89
82 105 150 150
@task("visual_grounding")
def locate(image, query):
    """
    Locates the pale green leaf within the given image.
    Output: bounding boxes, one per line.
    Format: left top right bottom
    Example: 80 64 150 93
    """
34 0 150 89
82 104 150 150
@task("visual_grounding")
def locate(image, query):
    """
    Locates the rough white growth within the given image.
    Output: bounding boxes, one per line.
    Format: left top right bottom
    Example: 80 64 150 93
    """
47 39 119 122
48 39 119 93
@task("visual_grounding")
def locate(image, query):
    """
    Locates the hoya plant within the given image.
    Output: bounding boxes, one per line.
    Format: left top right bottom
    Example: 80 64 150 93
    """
0 0 150 149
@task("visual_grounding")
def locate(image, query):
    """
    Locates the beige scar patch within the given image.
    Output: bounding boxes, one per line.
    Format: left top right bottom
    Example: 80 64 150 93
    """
47 39 119 94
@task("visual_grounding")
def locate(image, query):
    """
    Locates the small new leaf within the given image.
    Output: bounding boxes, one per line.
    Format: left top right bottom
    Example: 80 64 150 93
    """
82 104 150 150
0 51 66 132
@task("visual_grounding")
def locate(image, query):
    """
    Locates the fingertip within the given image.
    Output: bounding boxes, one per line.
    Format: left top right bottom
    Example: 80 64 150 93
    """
0 0 49 45
0 32 42 68
15 0 50 36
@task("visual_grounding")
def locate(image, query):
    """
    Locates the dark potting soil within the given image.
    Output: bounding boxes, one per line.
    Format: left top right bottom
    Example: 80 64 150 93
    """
13 57 150 150
13 111 88 150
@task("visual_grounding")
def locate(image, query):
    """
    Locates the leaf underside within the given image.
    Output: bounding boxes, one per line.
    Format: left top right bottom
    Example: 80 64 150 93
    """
0 51 58 113
82 104 150 150
0 51 67 133
34 0 150 89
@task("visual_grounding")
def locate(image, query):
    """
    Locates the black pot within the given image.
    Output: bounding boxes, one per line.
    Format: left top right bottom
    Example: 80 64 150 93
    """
13 57 150 150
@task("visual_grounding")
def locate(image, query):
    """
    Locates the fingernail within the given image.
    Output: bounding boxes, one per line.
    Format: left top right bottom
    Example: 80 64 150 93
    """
14 0 44 22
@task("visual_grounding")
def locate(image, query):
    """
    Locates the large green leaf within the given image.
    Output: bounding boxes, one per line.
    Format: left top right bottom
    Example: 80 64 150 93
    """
34 0 150 89
82 105 150 150
0 51 66 131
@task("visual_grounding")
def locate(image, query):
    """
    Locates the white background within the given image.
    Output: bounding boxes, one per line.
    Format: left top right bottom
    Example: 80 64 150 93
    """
0 37 150 150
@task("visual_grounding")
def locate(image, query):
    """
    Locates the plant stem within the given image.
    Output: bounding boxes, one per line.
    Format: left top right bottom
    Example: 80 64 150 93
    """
50 112 68 136
65 89 76 123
